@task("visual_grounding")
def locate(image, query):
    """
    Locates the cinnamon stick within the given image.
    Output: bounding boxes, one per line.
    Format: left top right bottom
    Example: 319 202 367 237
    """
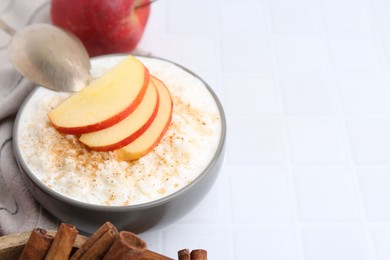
70 222 118 260
78 229 118 259
103 231 173 260
117 249 174 259
44 223 78 260
103 231 147 259
178 249 190 260
19 228 54 260
190 249 207 260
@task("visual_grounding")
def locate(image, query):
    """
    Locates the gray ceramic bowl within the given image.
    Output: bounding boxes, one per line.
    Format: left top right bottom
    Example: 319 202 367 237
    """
13 55 226 234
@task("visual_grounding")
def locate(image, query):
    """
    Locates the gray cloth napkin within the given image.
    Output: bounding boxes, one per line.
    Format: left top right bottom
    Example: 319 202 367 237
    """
0 1 151 235
0 0 58 235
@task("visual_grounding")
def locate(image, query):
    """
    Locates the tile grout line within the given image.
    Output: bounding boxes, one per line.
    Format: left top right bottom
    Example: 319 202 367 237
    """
362 0 390 255
215 1 236 259
263 0 306 259
354 0 390 258
317 0 378 258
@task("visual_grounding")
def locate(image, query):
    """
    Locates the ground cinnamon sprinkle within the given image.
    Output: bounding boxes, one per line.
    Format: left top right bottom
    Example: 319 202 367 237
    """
18 57 221 206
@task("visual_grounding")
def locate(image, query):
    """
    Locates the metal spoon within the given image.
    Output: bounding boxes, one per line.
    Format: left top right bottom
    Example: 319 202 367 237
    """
0 20 91 92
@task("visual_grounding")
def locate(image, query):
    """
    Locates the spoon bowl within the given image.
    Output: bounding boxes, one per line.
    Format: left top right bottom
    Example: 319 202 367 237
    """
7 23 91 92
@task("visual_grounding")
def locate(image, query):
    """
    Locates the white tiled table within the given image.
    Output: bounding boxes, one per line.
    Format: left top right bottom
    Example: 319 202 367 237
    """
3 0 390 259
139 0 390 259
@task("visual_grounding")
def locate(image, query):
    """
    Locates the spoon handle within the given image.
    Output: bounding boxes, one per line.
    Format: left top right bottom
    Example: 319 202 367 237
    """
0 18 16 36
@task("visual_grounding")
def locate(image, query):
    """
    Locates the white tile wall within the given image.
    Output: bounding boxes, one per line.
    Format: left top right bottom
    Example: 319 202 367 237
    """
229 168 293 223
301 225 372 260
371 0 390 33
224 76 279 118
219 2 268 33
280 76 337 116
328 37 384 72
358 168 390 221
371 226 390 260
293 168 361 222
167 0 217 34
286 119 347 165
320 1 371 33
233 226 303 259
269 0 320 33
275 35 329 74
337 76 390 116
228 119 285 166
221 34 273 73
346 119 390 165
137 0 390 258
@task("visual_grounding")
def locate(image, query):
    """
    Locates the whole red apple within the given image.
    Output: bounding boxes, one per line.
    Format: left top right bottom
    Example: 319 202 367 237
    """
50 0 151 57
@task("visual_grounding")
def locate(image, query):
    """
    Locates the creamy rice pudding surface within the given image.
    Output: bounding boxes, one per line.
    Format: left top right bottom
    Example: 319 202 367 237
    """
18 56 221 206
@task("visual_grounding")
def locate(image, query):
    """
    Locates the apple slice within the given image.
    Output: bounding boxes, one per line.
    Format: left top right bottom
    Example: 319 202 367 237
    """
48 55 149 134
116 76 173 161
79 79 159 151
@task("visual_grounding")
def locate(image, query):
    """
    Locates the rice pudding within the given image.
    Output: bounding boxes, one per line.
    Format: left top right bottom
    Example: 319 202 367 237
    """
17 56 222 206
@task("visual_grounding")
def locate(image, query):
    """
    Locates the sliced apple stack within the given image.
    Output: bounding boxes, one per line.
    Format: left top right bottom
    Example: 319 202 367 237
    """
48 55 149 134
48 55 173 160
78 79 159 151
116 76 173 161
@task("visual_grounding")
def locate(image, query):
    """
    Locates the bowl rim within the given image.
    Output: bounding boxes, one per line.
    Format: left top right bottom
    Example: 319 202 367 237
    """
12 54 227 212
